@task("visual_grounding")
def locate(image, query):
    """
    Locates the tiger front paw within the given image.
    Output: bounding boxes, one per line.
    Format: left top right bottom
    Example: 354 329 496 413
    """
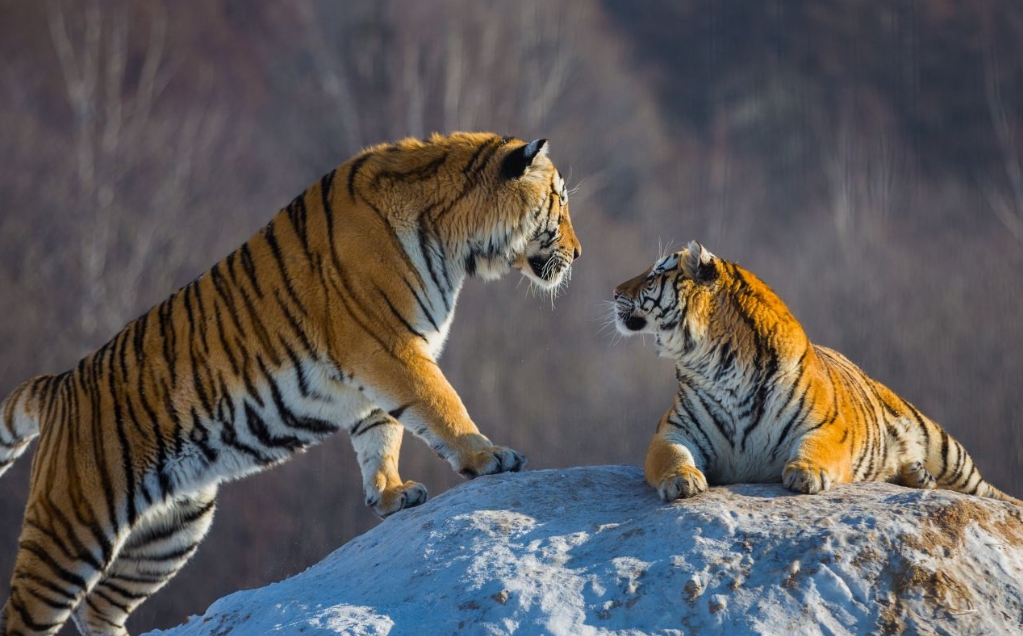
458 445 526 479
655 466 708 502
783 460 833 494
367 480 429 518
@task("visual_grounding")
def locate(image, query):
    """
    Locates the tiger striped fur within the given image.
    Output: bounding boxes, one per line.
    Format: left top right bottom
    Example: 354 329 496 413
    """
613 241 1021 506
0 132 580 636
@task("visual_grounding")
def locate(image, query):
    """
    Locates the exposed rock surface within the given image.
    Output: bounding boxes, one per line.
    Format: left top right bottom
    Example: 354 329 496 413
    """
148 465 1023 635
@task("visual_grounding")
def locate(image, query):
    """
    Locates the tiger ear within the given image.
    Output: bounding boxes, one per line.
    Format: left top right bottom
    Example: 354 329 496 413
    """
502 139 549 179
680 240 718 283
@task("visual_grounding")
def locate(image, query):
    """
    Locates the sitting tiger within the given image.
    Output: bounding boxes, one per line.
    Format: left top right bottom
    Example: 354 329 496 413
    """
0 132 581 636
613 240 1020 506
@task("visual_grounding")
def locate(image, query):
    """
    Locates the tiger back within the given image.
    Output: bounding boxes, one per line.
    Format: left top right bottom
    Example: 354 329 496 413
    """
612 240 1020 506
0 132 580 636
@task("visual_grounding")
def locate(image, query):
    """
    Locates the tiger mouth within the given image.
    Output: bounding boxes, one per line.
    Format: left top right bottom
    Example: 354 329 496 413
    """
526 253 570 288
614 300 648 334
615 307 647 332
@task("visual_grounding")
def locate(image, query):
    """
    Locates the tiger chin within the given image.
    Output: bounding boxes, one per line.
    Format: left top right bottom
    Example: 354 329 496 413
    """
0 132 580 636
613 240 1021 507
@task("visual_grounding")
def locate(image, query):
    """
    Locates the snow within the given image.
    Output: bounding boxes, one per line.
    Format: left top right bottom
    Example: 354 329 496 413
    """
147 465 1023 636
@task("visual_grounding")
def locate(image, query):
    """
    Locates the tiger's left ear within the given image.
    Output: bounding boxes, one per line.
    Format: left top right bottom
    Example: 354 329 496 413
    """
502 139 549 179
681 240 718 283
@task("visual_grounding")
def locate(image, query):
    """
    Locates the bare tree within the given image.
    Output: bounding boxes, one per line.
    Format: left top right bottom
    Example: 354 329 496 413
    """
47 0 226 347
982 35 1023 248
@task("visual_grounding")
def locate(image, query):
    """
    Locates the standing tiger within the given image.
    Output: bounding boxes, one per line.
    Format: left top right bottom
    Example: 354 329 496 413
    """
0 132 581 636
613 240 1020 506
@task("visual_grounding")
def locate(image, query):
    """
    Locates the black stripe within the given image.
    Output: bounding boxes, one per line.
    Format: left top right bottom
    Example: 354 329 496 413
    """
769 387 812 460
376 286 428 342
219 412 276 465
372 152 449 187
134 542 200 563
286 193 312 256
936 431 950 482
105 350 138 526
263 221 310 317
91 586 130 614
157 296 178 388
189 408 219 464
19 540 89 589
134 370 172 500
83 596 126 629
273 289 317 359
361 197 431 294
234 281 282 367
96 579 149 601
22 585 74 611
192 279 212 355
280 340 311 398
258 357 339 436
347 154 372 201
418 222 451 309
243 400 303 450
8 592 61 632
351 410 388 437
321 169 343 275
211 303 241 378
327 273 399 358
13 570 77 603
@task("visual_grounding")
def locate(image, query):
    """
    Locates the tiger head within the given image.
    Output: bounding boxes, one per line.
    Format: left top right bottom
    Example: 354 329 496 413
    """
356 133 580 292
450 134 580 291
612 240 723 359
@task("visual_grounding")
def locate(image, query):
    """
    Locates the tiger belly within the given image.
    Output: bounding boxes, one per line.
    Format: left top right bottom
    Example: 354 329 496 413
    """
154 362 371 498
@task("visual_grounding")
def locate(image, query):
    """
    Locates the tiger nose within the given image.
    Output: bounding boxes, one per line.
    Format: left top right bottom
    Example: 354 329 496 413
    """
612 286 622 300
572 245 581 261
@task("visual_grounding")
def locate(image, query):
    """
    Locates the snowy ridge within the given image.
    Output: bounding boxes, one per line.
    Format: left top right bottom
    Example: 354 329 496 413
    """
147 465 1023 636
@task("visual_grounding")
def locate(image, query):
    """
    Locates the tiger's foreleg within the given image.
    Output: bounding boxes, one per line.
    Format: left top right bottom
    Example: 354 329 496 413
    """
783 422 853 495
361 350 524 479
645 408 709 502
349 410 427 518
70 488 217 636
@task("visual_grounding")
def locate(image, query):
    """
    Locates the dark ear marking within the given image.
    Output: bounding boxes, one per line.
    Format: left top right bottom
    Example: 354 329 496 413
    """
681 240 719 283
501 139 549 179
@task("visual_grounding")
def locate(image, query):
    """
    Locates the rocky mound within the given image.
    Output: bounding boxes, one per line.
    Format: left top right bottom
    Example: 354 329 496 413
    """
148 465 1023 635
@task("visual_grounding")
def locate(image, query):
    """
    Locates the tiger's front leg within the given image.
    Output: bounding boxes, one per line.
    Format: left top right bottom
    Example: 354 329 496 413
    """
645 408 709 502
783 424 853 494
360 349 525 480
349 409 428 518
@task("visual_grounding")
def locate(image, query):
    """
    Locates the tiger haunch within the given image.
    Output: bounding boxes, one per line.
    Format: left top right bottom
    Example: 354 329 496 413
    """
613 240 1020 506
0 132 580 636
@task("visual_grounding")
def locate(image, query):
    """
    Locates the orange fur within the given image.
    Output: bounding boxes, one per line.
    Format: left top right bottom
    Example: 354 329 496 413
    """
0 132 580 636
614 241 1020 506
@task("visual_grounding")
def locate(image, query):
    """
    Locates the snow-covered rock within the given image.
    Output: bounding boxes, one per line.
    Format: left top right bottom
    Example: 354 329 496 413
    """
147 465 1023 636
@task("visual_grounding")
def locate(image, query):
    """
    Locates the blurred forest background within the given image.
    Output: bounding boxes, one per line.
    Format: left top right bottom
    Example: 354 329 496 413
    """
2 0 1023 633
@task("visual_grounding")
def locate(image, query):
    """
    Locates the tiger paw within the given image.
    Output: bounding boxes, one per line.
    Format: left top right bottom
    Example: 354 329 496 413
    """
656 466 708 501
783 460 833 494
898 461 936 490
458 445 526 479
367 481 429 518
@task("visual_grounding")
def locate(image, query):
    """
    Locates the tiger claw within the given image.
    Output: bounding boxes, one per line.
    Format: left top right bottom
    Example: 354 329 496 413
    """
369 481 429 518
657 466 708 501
459 446 525 479
783 460 833 494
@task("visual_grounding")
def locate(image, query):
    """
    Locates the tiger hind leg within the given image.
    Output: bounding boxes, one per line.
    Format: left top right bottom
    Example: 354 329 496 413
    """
896 460 936 490
350 410 427 518
2 499 128 636
71 487 217 636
